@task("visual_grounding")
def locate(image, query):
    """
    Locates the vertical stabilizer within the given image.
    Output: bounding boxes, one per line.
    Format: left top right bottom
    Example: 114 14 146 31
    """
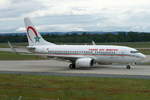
24 17 55 46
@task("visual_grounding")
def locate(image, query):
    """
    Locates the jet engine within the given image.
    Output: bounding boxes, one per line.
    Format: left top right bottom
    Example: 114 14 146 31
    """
75 58 95 67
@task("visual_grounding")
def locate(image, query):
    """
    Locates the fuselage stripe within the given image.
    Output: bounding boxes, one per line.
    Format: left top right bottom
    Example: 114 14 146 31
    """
48 53 131 57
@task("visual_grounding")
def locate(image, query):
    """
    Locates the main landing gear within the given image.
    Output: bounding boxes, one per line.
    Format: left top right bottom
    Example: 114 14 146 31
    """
69 64 76 69
126 65 131 69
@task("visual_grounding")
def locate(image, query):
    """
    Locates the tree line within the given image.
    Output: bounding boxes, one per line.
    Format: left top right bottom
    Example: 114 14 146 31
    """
0 32 150 43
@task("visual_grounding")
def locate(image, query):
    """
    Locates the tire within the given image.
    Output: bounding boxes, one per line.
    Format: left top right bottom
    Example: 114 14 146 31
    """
69 64 73 69
69 64 76 69
126 65 131 69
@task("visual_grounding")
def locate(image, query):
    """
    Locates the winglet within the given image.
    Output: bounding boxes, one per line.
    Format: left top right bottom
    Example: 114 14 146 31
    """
8 41 17 54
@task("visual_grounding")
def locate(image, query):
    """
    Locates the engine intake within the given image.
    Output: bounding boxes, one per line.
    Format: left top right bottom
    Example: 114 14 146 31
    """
75 58 95 67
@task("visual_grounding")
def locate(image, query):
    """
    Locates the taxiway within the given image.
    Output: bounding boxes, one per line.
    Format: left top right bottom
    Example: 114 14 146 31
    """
0 60 149 79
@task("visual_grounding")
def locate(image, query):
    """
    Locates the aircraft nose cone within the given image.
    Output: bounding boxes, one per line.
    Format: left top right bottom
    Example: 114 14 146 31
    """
140 53 146 59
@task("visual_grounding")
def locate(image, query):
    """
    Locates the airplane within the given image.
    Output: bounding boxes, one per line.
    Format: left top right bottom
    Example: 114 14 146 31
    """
24 17 146 69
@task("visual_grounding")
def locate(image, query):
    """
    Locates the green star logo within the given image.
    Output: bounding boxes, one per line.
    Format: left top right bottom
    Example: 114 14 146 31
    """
34 36 41 42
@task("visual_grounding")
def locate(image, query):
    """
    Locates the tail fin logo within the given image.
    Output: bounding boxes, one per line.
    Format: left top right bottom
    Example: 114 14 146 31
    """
27 26 41 42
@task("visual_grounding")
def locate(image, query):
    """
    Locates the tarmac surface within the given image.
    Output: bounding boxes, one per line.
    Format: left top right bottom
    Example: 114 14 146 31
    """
0 60 150 79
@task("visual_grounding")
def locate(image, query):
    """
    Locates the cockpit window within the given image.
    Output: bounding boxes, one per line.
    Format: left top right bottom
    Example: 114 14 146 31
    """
130 51 139 53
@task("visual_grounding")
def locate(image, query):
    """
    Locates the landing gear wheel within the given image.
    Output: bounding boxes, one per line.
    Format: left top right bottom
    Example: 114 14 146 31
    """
126 65 131 69
69 64 76 69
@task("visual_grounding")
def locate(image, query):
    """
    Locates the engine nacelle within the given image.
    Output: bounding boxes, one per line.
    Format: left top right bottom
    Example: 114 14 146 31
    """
75 58 95 68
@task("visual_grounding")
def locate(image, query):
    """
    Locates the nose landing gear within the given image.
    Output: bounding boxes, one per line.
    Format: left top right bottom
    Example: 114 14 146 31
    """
126 65 131 69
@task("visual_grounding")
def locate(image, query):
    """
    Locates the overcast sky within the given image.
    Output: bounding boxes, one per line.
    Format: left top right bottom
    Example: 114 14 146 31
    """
0 0 150 33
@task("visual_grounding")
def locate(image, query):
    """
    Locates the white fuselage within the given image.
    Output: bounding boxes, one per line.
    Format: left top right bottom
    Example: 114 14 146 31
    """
31 45 146 64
